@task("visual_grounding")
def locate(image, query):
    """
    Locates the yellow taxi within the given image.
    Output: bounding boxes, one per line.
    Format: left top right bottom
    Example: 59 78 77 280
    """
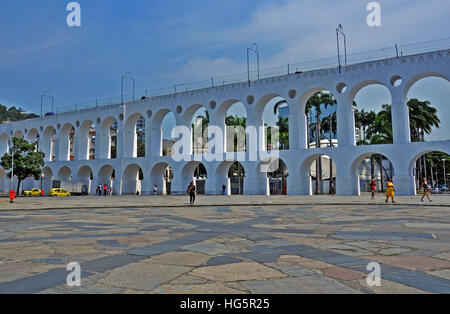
48 188 71 197
23 189 43 196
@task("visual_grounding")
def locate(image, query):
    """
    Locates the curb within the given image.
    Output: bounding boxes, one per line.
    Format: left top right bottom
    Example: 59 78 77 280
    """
1 201 449 212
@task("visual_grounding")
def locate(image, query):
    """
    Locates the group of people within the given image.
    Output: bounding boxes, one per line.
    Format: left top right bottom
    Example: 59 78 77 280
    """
96 184 112 196
369 177 433 203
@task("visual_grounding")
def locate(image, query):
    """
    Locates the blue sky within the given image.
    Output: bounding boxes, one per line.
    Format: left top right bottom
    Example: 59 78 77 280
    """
0 0 449 140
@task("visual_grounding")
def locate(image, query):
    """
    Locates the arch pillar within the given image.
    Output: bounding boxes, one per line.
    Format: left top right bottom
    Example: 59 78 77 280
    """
244 171 268 195
336 95 356 147
390 88 411 144
287 100 300 150
287 175 300 195
149 128 163 157
393 175 416 196
75 131 89 161
141 177 152 195
116 121 125 159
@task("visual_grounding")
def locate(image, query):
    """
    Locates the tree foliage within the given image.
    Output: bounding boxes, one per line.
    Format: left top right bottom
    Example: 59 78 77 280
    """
1 137 45 193
0 105 37 122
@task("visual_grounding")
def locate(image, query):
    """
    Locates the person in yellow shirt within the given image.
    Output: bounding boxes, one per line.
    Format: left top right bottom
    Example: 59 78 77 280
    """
385 178 395 203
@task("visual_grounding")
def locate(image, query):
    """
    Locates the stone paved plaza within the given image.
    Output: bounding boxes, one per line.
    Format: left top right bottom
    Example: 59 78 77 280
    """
0 196 449 294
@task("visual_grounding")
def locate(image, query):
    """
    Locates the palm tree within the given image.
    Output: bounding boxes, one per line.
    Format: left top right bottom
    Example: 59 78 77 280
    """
408 99 440 185
305 92 336 194
225 115 247 152
276 117 289 150
408 99 440 142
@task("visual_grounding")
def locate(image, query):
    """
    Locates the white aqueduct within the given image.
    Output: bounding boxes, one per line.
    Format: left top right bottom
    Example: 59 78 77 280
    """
0 49 449 196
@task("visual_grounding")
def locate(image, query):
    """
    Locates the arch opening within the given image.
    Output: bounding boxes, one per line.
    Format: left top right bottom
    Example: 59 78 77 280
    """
259 158 289 195
191 106 210 155
407 77 449 143
150 163 173 195
97 165 116 195
182 162 208 194
351 153 395 195
225 102 247 153
305 91 338 149
353 84 393 146
122 164 143 195
159 111 176 157
124 113 145 158
410 151 450 195
262 96 290 151
42 126 56 162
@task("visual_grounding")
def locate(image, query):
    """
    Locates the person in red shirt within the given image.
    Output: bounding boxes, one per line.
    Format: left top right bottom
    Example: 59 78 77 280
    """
9 189 15 203
369 179 376 200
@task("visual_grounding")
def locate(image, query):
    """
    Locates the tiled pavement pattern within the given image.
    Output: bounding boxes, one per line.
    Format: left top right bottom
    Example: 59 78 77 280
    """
0 204 449 294
2 194 450 212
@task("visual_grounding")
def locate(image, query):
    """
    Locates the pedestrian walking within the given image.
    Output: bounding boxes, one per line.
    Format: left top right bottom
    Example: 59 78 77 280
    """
421 178 433 202
330 179 335 196
153 184 158 195
221 184 226 195
385 178 395 203
369 179 376 200
98 185 102 196
104 184 108 196
187 181 196 205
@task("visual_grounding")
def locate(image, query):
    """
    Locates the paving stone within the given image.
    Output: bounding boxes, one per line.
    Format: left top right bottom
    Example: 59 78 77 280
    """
318 255 370 267
433 252 450 261
323 267 367 281
426 270 450 280
383 271 450 293
0 268 94 294
0 263 34 284
356 278 426 294
81 254 145 272
127 244 182 257
182 242 241 256
99 262 191 291
190 262 286 282
142 251 210 266
234 252 283 263
241 276 360 294
267 264 316 276
206 255 243 266
363 255 450 271
151 282 244 294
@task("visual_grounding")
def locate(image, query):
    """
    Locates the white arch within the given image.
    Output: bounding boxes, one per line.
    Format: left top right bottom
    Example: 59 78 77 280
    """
122 163 143 195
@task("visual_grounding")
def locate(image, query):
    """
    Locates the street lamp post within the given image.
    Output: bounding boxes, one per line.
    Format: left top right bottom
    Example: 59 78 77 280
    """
336 24 347 74
247 43 260 87
41 91 54 120
8 140 19 194
121 72 136 106
37 134 43 191
443 159 447 192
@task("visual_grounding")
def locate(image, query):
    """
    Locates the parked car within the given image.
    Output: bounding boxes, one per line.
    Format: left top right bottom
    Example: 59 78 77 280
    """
439 185 448 192
23 189 42 196
48 188 71 197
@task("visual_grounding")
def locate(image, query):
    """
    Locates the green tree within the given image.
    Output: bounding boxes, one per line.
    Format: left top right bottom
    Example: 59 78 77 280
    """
408 99 440 142
0 105 37 122
1 137 45 194
226 115 247 152
305 92 336 194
